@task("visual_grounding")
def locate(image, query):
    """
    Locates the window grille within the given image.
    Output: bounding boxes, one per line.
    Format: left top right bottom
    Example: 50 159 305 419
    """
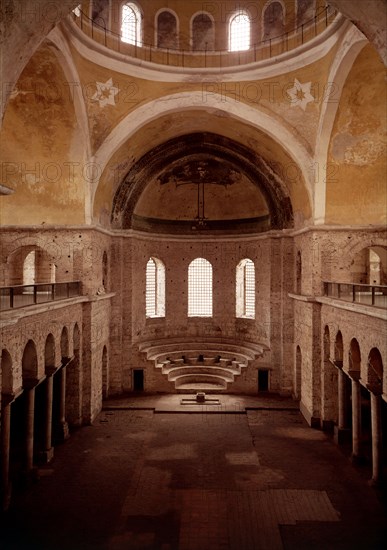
229 11 250 51
121 3 142 45
146 257 165 317
236 259 255 318
188 258 212 317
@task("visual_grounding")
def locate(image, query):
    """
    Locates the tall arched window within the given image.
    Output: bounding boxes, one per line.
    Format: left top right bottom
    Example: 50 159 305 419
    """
188 258 212 317
236 259 255 318
146 257 165 317
23 250 36 285
191 13 215 51
229 11 250 52
157 10 178 49
121 3 142 45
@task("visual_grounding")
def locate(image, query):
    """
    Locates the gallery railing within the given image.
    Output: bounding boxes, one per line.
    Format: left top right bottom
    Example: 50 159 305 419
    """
323 282 387 309
71 6 337 68
0 281 82 311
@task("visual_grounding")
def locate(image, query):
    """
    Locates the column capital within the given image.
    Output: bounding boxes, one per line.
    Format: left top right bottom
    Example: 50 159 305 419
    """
367 383 382 396
348 370 361 381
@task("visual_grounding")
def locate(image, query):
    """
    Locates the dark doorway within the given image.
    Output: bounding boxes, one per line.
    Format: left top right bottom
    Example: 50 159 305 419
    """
133 369 144 391
258 370 269 392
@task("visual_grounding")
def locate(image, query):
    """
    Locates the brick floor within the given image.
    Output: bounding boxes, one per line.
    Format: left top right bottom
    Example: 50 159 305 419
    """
0 395 386 549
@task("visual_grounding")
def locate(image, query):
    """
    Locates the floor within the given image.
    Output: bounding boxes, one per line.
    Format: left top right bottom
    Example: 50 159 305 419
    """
1 394 386 550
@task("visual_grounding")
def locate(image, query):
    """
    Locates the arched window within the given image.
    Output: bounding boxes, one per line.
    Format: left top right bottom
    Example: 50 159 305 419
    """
121 2 142 45
146 257 165 317
191 13 214 51
263 1 285 40
23 250 36 285
188 258 212 317
296 0 315 27
236 259 255 318
157 10 178 49
229 11 250 52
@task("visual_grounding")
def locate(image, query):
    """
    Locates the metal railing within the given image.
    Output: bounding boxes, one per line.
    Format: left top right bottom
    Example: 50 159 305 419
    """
71 6 337 69
323 282 387 309
0 281 82 311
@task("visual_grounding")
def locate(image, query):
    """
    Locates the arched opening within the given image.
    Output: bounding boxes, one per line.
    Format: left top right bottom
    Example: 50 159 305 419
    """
334 331 343 366
156 10 178 49
44 334 56 372
236 259 255 318
121 2 142 45
263 1 285 40
188 258 213 317
22 340 38 381
349 338 361 373
296 0 316 26
60 327 70 363
350 246 387 285
191 13 214 51
102 346 109 399
229 11 250 52
146 257 165 318
295 345 302 400
1 349 13 395
23 250 36 286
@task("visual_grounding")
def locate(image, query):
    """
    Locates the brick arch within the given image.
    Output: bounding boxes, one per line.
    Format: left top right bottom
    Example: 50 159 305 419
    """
60 327 70 361
44 333 56 373
1 349 13 395
22 339 39 382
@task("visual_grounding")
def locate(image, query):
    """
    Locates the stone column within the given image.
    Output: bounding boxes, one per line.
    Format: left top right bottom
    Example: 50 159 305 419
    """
41 375 54 463
1 400 12 510
350 377 361 461
338 369 346 429
25 387 35 473
334 368 351 444
370 391 382 485
58 366 69 441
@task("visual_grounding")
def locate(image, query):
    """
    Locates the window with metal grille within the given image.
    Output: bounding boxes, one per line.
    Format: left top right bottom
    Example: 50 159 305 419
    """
229 11 250 51
188 258 212 317
236 259 255 318
146 257 165 317
121 3 142 45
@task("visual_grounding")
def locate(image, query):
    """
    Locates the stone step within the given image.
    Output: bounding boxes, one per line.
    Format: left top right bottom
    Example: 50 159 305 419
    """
174 374 228 389
166 366 235 381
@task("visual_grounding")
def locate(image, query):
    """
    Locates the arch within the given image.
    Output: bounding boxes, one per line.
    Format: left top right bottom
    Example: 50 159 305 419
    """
313 27 367 224
102 345 109 399
22 340 38 381
350 245 387 285
92 93 313 219
191 12 215 51
367 348 383 391
23 250 36 285
44 334 56 372
156 9 179 49
1 349 13 394
296 0 316 27
188 258 213 317
229 10 251 52
146 257 165 318
60 327 70 361
236 258 255 318
349 338 361 373
295 345 302 399
334 331 343 365
121 2 142 45
262 1 285 40
111 132 295 231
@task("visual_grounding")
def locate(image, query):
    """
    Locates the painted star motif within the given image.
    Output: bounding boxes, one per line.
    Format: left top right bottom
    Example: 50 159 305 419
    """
287 79 314 111
91 78 119 108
